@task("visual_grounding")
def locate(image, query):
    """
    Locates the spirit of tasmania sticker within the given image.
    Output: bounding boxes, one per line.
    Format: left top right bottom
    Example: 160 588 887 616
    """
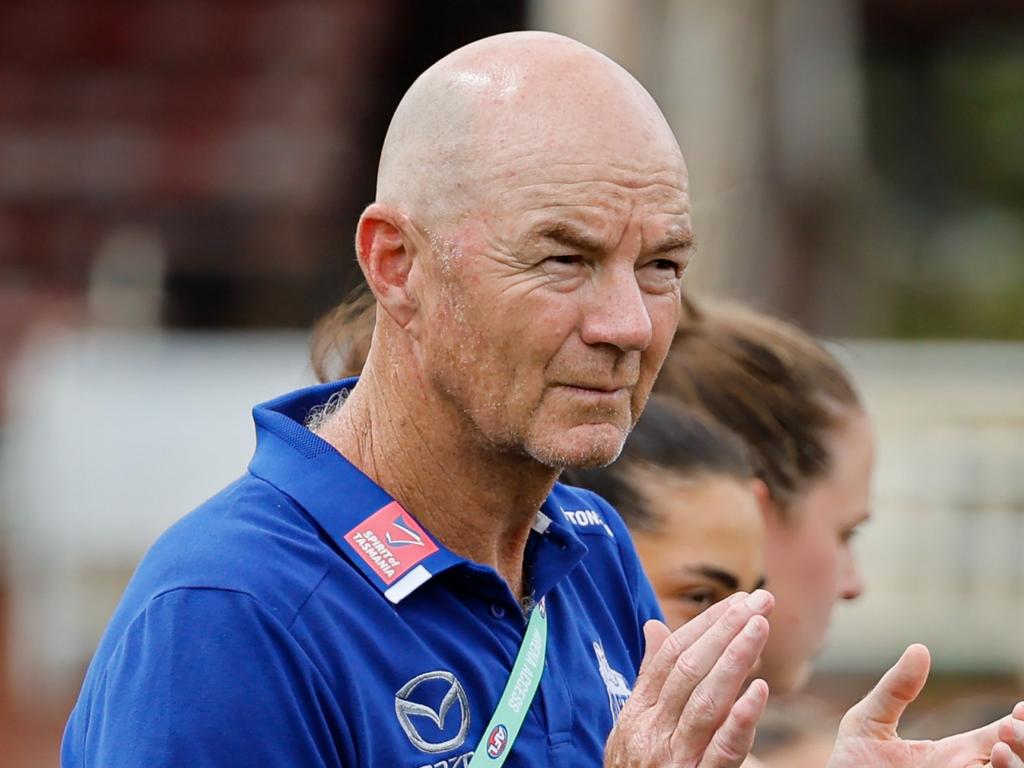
343 501 438 585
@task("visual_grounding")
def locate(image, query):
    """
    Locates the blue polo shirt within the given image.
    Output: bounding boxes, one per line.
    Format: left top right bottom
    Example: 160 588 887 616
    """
62 379 662 768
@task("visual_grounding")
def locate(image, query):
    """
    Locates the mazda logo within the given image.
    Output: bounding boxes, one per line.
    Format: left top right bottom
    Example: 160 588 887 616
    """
395 670 471 754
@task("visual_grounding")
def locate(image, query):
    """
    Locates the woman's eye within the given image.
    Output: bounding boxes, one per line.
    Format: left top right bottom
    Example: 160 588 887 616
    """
677 590 716 609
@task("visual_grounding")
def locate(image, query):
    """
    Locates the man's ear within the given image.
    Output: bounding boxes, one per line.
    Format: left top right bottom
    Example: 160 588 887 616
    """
355 203 419 329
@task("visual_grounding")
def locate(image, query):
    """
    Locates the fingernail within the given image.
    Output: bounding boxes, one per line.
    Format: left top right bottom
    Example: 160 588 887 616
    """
745 590 770 612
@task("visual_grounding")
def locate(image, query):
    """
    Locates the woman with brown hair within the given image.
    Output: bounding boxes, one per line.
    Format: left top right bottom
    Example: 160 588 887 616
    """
656 295 870 696
561 394 767 630
657 296 1024 767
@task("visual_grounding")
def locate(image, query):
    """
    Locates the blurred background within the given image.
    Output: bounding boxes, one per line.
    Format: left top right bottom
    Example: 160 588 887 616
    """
1 0 1022 764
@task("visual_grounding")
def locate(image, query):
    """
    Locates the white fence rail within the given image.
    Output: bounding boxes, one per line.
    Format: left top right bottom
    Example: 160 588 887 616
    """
1 329 313 704
2 333 1022 704
821 342 1024 678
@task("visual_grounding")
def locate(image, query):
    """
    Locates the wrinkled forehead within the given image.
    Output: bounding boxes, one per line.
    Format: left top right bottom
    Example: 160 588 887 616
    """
488 157 690 211
401 44 692 251
467 72 686 178
466 118 685 228
463 156 692 253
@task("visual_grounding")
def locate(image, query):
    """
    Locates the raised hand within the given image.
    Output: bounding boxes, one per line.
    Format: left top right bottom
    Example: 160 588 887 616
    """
605 590 774 768
827 644 1024 768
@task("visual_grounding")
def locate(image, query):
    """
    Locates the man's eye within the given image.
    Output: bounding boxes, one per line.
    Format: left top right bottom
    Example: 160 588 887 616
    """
637 258 685 292
548 254 582 266
650 258 682 275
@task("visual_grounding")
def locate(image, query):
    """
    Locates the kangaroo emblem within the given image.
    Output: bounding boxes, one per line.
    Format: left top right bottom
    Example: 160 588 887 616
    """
593 640 631 722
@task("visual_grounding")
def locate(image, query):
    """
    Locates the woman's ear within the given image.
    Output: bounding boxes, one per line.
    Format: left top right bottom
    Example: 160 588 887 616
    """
354 203 419 329
751 478 783 528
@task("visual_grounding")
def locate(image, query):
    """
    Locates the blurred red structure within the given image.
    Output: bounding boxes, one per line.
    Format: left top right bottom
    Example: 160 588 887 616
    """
0 0 394 419
0 4 525 764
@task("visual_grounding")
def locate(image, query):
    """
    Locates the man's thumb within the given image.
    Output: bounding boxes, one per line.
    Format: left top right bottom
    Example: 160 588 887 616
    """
839 644 931 740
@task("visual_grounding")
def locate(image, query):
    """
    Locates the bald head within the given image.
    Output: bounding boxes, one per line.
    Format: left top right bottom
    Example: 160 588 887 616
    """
348 31 693 473
376 31 686 228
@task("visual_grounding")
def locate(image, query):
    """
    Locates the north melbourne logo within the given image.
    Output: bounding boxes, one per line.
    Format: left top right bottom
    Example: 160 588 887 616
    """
395 670 471 755
593 640 631 722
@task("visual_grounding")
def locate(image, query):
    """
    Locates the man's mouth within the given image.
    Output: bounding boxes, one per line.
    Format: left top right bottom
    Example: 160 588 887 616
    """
559 383 631 396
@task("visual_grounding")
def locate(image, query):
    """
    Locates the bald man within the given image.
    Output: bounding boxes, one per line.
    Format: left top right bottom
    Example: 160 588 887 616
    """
62 32 1024 768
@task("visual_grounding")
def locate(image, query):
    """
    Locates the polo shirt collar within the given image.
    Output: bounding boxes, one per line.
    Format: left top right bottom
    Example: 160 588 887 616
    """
248 378 588 605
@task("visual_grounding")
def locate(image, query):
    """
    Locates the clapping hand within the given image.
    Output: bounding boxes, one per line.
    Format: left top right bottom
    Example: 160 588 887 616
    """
827 644 1024 768
605 590 774 768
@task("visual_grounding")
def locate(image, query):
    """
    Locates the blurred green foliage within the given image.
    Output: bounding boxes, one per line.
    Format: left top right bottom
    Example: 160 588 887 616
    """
863 25 1024 338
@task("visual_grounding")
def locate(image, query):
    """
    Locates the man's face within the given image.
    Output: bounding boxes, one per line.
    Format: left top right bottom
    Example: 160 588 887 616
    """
415 148 692 469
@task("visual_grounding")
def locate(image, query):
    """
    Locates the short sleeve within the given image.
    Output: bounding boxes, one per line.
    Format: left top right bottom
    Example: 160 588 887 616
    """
66 588 345 768
589 493 665 670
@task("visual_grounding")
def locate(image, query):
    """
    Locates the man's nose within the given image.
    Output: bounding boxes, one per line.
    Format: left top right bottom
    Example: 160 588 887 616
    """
580 268 653 352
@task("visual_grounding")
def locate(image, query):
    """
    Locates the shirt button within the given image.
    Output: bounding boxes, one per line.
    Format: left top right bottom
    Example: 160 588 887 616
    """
489 603 506 619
